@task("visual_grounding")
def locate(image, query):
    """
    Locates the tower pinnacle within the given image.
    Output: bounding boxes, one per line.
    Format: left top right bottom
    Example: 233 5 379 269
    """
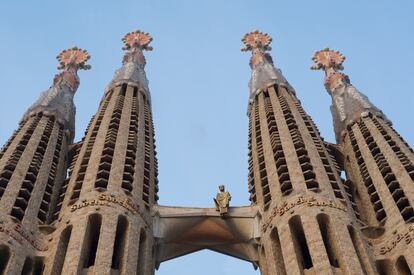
107 30 153 98
241 30 292 101
311 48 347 91
57 47 91 71
22 47 90 142
312 48 387 141
122 30 153 51
241 30 272 55
54 47 91 91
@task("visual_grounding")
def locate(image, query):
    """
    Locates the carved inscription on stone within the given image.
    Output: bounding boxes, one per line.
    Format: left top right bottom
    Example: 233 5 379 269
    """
262 196 347 232
379 225 414 255
70 194 140 215
0 222 47 251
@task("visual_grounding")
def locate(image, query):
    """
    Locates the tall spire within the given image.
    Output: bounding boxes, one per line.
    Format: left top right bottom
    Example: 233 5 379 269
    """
241 30 293 101
107 30 153 101
311 48 388 141
22 47 90 142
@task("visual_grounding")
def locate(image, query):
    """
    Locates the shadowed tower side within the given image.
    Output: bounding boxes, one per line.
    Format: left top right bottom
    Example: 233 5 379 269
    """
0 48 90 274
44 30 158 275
241 31 377 275
312 48 414 274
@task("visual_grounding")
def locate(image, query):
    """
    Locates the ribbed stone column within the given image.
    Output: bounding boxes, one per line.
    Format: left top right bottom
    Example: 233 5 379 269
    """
242 31 366 275
0 47 90 275
312 48 414 273
46 30 158 275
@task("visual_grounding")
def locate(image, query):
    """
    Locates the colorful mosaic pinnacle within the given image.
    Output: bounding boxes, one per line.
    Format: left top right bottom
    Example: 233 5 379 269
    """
122 30 153 51
109 30 153 92
56 47 91 71
311 48 345 71
241 30 272 52
311 48 350 91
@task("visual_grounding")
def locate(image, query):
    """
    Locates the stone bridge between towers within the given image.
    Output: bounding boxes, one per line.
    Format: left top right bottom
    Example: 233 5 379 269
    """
152 205 261 269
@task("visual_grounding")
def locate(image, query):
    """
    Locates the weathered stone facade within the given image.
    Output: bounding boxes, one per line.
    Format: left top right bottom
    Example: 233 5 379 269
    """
0 30 412 275
311 48 414 274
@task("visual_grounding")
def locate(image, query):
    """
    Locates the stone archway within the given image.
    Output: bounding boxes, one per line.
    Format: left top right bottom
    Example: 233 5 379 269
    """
152 205 261 270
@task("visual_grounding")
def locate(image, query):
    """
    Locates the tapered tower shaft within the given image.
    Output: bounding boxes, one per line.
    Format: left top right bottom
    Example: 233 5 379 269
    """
0 47 90 274
242 31 376 275
313 48 414 273
44 31 158 275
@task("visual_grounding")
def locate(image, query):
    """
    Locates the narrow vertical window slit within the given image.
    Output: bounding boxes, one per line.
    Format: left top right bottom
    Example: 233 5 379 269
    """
111 216 129 271
348 127 386 225
396 256 411 275
122 88 139 193
137 229 147 275
253 98 271 209
0 115 41 201
317 214 340 268
0 245 10 275
51 226 72 274
83 214 102 268
69 94 111 203
359 120 414 223
11 116 55 221
96 86 126 190
270 227 286 274
278 94 319 191
289 215 313 271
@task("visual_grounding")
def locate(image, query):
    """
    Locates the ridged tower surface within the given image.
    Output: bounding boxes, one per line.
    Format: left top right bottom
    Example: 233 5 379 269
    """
46 30 159 275
242 31 378 275
0 47 91 273
312 48 414 274
0 30 159 275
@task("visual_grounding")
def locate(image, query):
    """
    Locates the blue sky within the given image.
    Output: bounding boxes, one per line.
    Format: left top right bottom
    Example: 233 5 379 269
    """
1 1 413 274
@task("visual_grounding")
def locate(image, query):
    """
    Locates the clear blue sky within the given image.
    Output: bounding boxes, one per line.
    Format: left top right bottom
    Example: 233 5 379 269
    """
1 1 413 274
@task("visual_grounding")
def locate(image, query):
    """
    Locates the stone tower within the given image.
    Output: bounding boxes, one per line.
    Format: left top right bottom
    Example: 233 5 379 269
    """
241 30 378 275
312 48 414 274
0 47 91 273
0 30 158 275
45 30 159 275
0 29 413 275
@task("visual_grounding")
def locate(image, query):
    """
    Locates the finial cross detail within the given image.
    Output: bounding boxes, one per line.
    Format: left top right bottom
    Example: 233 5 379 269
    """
122 30 153 51
57 47 91 72
241 30 272 52
311 48 345 74
311 48 349 90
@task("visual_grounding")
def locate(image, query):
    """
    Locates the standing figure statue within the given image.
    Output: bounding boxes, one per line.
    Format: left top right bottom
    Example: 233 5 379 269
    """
214 185 231 217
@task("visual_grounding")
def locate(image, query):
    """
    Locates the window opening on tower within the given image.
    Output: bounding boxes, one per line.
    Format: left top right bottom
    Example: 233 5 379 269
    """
83 214 102 268
270 227 287 274
396 256 411 275
317 214 340 268
289 215 313 270
0 245 10 275
111 215 129 271
137 228 147 275
52 226 72 274
347 225 369 275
